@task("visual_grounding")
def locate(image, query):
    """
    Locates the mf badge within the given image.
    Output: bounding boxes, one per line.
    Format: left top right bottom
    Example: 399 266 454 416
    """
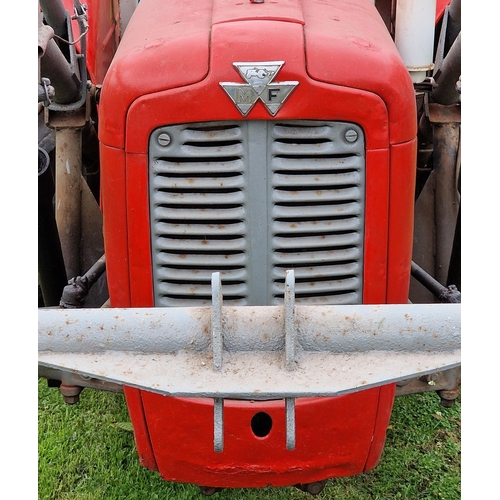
220 61 299 116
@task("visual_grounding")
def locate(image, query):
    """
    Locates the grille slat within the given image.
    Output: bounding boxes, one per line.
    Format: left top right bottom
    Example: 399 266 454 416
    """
273 202 362 219
156 282 248 297
273 156 363 171
153 190 245 206
273 232 361 250
272 277 360 295
149 121 365 306
155 206 246 221
155 237 246 252
273 218 361 234
153 175 245 191
157 267 248 282
271 262 361 279
272 186 362 204
156 222 246 237
155 252 247 267
153 159 245 175
273 171 362 187
273 247 361 265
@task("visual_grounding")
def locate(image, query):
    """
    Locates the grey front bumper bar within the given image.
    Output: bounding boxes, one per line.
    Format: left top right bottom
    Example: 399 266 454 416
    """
39 272 460 401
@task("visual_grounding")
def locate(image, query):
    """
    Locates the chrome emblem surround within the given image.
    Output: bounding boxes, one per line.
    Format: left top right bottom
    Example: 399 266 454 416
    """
220 61 299 116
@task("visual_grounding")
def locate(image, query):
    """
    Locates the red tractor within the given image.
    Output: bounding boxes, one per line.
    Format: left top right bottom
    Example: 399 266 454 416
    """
38 0 460 494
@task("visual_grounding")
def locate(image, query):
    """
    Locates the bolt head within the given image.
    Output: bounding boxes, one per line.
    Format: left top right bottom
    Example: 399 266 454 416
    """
345 129 358 143
63 395 80 405
158 133 171 147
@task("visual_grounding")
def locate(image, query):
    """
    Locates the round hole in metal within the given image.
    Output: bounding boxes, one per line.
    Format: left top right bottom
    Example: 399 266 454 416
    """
251 412 273 437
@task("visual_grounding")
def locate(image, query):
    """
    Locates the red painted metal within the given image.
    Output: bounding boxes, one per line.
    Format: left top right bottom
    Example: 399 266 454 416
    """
98 0 418 488
139 390 392 487
387 138 418 303
61 0 118 84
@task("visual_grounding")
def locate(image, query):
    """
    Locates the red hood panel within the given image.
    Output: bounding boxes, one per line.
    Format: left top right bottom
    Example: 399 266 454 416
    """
99 0 415 149
302 0 416 143
212 0 305 24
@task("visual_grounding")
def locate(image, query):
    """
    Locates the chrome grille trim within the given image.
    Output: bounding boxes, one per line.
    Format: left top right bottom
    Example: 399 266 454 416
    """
149 121 365 307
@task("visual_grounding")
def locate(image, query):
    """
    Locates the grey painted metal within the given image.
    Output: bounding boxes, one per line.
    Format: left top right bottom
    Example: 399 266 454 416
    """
214 398 224 453
38 366 124 393
39 293 460 399
212 272 223 371
285 397 296 451
285 270 297 371
149 120 365 308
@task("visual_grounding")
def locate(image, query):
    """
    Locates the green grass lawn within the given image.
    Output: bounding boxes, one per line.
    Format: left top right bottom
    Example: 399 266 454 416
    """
38 379 460 500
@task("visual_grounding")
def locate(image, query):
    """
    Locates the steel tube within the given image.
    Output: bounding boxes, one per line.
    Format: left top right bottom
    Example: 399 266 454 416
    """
40 38 81 104
432 32 461 105
82 254 106 286
38 24 54 58
410 261 457 301
39 303 460 355
432 121 460 285
40 0 70 39
55 127 83 280
446 0 461 52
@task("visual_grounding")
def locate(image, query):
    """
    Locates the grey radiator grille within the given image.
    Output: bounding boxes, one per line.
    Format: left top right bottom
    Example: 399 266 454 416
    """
149 121 365 306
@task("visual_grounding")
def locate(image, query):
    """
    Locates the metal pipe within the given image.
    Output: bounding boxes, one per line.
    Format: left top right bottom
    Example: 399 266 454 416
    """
38 0 81 105
432 120 460 285
446 0 461 52
411 261 460 303
432 32 461 105
39 0 70 39
38 303 461 355
38 24 54 58
40 38 81 104
55 127 83 280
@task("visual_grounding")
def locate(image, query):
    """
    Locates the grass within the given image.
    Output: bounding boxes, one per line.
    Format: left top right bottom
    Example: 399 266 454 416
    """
38 379 460 500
